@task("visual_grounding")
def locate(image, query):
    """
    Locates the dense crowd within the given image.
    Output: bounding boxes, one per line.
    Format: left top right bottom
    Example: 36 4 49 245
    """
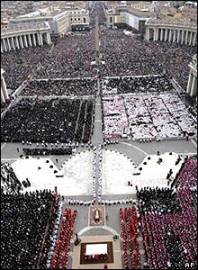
136 157 197 269
1 3 197 269
23 147 72 156
21 78 97 96
90 1 106 26
1 46 49 90
1 98 94 143
120 207 141 269
2 19 196 93
100 29 196 89
175 157 197 189
102 90 197 141
51 208 77 269
1 31 96 91
102 75 174 95
137 187 181 214
1 190 59 269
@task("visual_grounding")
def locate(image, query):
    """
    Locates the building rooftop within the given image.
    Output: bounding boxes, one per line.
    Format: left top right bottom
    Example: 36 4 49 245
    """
106 1 120 8
106 2 152 17
127 6 152 17
146 15 197 28
1 21 50 36
12 5 89 21
17 7 65 18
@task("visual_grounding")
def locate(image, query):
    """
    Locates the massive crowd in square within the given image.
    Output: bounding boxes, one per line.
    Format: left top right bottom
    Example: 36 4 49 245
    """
1 189 59 269
1 152 197 269
101 74 174 95
1 13 196 93
1 98 94 143
21 78 97 97
1 2 197 269
102 76 197 141
99 29 196 90
1 30 96 91
136 157 197 269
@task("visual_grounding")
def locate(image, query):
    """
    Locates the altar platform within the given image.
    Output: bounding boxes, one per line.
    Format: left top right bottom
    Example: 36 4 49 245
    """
72 235 122 269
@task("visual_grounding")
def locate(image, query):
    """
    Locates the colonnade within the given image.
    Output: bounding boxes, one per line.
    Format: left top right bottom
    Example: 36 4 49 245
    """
187 56 197 97
1 32 51 53
145 26 197 46
1 69 9 104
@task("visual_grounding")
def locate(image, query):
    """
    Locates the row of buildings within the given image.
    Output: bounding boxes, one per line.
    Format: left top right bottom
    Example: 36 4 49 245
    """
1 1 197 102
1 1 197 51
1 4 90 52
105 1 197 46
1 2 91 52
9 6 90 35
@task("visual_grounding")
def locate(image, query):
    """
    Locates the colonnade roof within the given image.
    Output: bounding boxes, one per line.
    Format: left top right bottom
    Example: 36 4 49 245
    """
1 22 50 38
146 17 197 29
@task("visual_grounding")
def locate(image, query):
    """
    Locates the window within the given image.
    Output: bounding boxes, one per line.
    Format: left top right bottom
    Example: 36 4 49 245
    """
110 17 113 23
83 17 86 23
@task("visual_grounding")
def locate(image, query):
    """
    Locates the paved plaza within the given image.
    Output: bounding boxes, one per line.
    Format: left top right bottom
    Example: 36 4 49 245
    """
1 1 197 269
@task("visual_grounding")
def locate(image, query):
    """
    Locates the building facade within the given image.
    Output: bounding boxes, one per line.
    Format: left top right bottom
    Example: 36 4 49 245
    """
9 6 90 37
9 9 71 37
1 22 51 53
69 8 90 31
105 3 151 34
145 18 197 46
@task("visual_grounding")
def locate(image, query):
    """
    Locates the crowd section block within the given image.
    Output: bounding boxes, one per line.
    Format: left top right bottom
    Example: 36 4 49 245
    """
120 207 142 269
52 208 77 269
1 98 94 144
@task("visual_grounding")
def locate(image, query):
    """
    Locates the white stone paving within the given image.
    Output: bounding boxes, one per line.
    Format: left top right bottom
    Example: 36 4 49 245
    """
11 151 94 195
132 152 184 189
10 150 184 196
102 150 184 194
102 149 135 195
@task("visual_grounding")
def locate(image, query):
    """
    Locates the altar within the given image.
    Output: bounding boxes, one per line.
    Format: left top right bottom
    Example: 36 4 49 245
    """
72 235 122 269
85 243 108 256
80 241 113 264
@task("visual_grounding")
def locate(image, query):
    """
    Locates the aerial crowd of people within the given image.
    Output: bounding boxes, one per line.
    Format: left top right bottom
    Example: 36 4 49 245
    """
136 157 197 269
102 87 197 141
1 1 197 269
102 74 174 95
1 189 59 269
21 78 97 96
1 14 196 92
1 30 96 91
99 28 196 90
1 98 94 143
